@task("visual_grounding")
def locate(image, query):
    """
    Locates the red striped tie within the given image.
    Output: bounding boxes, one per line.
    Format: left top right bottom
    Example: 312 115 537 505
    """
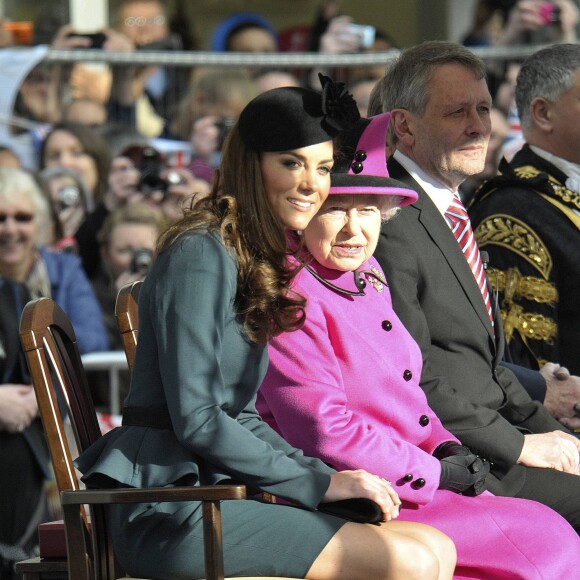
445 193 494 325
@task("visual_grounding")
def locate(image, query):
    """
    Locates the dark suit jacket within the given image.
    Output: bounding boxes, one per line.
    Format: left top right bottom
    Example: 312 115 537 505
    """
0 277 50 479
0 277 29 385
374 158 564 496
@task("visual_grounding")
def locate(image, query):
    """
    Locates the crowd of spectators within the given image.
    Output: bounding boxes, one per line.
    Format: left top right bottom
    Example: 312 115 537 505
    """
0 0 576 409
1 0 579 577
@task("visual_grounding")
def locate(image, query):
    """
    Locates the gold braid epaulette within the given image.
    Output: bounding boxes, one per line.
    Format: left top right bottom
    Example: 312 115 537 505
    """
513 165 580 211
486 266 558 344
486 267 558 306
500 303 557 344
474 215 552 279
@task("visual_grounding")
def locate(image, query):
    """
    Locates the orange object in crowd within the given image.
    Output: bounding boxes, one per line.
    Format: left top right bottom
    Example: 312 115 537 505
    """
3 21 33 45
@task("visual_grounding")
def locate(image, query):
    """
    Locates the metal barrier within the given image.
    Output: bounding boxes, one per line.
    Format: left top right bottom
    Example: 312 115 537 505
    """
42 44 550 67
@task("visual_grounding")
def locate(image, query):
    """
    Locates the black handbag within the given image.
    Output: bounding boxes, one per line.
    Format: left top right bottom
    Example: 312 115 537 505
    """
317 498 383 524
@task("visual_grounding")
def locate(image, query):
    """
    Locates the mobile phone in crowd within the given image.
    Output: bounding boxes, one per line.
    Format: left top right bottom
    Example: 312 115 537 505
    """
345 23 376 49
539 2 561 26
65 32 107 48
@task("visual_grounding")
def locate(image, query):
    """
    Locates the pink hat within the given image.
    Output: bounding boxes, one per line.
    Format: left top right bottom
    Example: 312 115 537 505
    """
330 112 418 206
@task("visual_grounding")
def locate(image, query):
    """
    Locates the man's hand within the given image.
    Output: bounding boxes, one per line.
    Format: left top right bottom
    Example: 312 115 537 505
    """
518 431 580 474
540 362 580 429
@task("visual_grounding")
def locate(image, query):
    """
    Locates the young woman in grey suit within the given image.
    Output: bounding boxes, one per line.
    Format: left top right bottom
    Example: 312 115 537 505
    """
75 78 456 579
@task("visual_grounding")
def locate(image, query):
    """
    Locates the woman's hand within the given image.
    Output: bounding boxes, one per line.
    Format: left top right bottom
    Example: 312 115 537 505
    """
104 156 142 211
0 385 38 433
319 16 362 54
190 116 221 162
113 269 147 293
322 470 401 521
160 167 210 224
59 204 86 238
557 0 579 41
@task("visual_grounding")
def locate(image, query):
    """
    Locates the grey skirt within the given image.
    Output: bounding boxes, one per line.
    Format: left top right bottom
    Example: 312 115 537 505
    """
110 497 347 579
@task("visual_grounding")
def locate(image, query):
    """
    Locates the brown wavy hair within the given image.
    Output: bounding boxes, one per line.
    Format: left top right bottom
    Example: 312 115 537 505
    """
157 124 305 345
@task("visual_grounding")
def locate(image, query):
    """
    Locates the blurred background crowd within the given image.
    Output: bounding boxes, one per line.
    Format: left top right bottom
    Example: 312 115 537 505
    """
0 0 577 407
0 0 578 574
0 0 577 397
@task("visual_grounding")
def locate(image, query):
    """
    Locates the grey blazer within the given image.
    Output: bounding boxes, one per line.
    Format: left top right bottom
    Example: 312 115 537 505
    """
375 158 564 496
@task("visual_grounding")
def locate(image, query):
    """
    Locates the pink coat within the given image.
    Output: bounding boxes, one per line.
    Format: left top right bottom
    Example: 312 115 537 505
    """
258 256 580 579
260 257 456 505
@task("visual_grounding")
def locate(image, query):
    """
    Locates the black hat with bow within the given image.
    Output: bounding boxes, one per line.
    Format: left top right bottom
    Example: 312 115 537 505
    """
239 74 360 152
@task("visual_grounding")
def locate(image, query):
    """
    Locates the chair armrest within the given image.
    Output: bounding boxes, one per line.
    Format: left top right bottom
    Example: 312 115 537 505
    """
61 484 246 505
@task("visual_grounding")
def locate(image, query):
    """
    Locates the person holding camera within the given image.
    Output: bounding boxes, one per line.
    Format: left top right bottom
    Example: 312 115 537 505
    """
0 167 108 355
39 122 114 277
112 0 188 123
89 204 164 407
48 20 146 128
72 141 207 280
166 68 258 184
94 203 164 337
40 122 111 207
463 0 579 46
109 144 209 222
47 0 188 135
37 166 94 254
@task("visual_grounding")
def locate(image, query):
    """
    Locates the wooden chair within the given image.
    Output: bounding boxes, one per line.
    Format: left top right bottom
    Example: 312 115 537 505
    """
114 281 142 373
17 297 251 580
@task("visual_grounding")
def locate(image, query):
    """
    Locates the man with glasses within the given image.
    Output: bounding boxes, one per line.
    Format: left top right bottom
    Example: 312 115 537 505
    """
116 0 170 48
112 0 188 125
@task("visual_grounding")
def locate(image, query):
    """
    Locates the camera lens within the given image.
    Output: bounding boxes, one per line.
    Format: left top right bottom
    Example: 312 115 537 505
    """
130 248 153 275
136 146 169 198
57 185 81 209
139 172 169 197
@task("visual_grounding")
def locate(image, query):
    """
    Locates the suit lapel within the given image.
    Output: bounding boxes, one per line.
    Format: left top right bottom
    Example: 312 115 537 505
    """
388 158 496 346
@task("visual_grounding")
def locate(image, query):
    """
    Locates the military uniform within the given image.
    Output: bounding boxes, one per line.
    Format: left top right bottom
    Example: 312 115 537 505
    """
470 144 580 375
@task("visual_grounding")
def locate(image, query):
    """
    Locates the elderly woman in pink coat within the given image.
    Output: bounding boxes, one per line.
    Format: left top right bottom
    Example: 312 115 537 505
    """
257 112 580 579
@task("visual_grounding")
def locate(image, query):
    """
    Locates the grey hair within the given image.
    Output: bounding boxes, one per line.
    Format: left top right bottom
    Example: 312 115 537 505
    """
324 194 402 221
515 44 580 134
0 168 51 245
380 41 486 146
367 75 388 116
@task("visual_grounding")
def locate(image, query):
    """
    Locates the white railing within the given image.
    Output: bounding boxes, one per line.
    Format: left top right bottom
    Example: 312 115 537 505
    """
81 351 128 415
41 44 550 68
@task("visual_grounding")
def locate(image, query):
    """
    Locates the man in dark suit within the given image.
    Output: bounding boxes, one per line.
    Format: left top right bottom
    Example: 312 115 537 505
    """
371 41 580 532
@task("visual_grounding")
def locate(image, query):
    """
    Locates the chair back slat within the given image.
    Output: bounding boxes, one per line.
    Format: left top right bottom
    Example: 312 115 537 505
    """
20 297 121 580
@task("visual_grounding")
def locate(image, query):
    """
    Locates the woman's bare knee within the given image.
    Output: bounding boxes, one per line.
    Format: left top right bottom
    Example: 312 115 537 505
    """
306 522 444 580
383 521 456 580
